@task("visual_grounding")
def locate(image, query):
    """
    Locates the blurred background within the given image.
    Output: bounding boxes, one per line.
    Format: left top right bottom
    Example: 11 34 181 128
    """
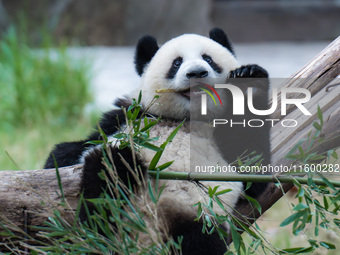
0 0 339 253
0 0 339 168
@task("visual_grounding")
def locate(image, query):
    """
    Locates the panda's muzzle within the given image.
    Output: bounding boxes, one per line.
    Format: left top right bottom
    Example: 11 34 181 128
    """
186 70 208 79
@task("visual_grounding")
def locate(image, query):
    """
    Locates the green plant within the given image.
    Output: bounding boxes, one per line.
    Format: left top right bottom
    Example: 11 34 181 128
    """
1 98 339 254
0 26 93 170
0 27 92 131
6 93 184 254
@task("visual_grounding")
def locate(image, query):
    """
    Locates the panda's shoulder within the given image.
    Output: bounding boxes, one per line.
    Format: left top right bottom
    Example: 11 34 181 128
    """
87 98 132 140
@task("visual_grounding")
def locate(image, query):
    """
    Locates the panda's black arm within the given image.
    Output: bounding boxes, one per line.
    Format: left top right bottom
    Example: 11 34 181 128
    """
216 64 271 198
44 106 128 169
87 108 127 141
44 140 88 168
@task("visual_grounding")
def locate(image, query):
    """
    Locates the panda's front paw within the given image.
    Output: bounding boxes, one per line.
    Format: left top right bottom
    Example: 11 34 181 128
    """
228 64 268 79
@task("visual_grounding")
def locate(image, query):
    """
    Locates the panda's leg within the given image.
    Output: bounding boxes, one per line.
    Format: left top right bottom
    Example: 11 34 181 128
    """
44 141 88 169
79 145 147 222
157 198 226 254
171 218 226 255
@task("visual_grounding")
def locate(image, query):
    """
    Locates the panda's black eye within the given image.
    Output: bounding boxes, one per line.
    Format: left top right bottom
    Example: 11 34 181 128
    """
172 57 182 68
203 55 212 64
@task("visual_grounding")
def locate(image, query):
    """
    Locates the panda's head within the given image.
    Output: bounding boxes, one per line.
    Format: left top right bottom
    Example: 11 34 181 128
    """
133 28 240 119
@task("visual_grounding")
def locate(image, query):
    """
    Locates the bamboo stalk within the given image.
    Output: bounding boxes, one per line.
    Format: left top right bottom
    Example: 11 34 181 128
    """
148 171 340 187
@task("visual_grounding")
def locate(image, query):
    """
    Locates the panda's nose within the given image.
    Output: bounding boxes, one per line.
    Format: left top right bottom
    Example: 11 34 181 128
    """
186 70 209 79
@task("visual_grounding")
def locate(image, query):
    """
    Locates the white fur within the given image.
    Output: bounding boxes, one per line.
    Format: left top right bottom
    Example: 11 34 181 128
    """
140 122 243 218
133 121 243 245
131 34 240 119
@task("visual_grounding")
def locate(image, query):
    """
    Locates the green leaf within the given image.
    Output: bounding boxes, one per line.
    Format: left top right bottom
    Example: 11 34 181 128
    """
244 182 252 191
280 246 314 254
230 222 241 251
85 140 104 145
333 218 340 227
195 202 203 219
293 203 309 211
280 210 306 227
148 181 156 203
319 241 336 249
140 120 158 132
244 195 262 214
208 185 220 197
205 215 212 228
316 172 336 191
53 155 65 203
141 142 162 152
148 120 184 170
313 122 322 131
113 133 127 139
137 90 142 104
214 196 225 210
215 189 232 196
155 161 174 171
331 150 338 159
285 138 307 159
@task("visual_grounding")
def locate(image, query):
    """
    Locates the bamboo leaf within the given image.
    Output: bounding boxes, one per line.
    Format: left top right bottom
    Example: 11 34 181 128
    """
140 120 158 132
215 189 232 196
148 120 184 170
313 122 322 131
230 222 241 251
319 242 336 250
280 246 314 254
141 142 162 152
293 203 309 211
244 195 262 214
155 161 174 171
280 210 306 227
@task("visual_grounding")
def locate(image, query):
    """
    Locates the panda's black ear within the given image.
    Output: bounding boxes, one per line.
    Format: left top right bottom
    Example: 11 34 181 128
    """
134 35 159 76
209 28 235 56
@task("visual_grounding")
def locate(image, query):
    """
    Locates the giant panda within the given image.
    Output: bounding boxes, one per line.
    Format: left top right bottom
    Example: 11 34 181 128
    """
44 28 270 255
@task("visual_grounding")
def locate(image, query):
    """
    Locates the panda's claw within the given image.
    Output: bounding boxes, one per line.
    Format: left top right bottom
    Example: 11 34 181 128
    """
229 64 268 79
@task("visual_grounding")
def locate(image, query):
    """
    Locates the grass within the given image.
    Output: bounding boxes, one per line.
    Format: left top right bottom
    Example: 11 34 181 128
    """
0 27 95 170
0 123 95 170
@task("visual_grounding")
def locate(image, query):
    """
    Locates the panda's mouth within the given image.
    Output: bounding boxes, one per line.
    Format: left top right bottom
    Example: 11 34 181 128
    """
178 86 203 99
155 86 205 99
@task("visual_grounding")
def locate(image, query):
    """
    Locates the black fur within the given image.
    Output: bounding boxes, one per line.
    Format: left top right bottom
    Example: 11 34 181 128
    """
44 99 130 169
209 28 235 55
79 146 147 221
167 57 183 79
202 54 222 74
228 64 268 79
134 35 159 76
44 141 88 168
171 219 226 255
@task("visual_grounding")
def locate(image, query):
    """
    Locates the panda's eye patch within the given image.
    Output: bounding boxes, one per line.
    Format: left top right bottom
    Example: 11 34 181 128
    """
172 57 183 68
203 54 212 64
202 54 222 74
167 57 183 79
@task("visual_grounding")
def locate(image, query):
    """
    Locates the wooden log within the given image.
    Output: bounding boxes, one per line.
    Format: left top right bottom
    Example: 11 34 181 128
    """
0 36 339 242
0 165 82 232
